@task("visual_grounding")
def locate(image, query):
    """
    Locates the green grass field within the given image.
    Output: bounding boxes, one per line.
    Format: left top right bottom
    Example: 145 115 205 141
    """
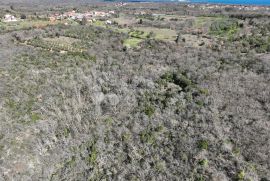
123 37 143 48
135 27 177 41
27 36 85 53
0 20 67 33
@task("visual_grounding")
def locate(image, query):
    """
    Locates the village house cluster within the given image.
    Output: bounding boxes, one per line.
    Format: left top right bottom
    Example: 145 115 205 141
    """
114 2 128 7
49 10 116 22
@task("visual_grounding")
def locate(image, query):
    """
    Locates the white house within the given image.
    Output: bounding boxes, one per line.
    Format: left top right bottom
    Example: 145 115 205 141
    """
106 20 112 25
3 14 17 22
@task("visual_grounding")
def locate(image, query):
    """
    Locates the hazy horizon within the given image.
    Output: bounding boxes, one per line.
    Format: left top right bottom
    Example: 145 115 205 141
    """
190 0 270 5
1 0 270 6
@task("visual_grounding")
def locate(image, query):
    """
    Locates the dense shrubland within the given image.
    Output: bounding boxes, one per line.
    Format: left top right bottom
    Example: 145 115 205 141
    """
0 23 269 180
0 3 270 180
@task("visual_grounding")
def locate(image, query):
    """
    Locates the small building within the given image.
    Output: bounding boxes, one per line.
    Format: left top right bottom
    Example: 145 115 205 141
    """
3 14 17 22
106 20 112 25
94 11 108 17
76 14 84 21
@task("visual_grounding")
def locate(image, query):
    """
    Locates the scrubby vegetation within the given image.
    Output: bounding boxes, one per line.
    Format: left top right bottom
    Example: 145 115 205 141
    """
0 2 269 181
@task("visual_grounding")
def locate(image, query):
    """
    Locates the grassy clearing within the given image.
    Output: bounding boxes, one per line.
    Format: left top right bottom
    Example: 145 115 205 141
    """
194 17 212 28
123 38 143 48
27 37 85 53
129 29 149 39
135 27 177 41
116 27 130 33
194 16 227 29
0 20 64 33
64 26 96 40
112 16 136 26
92 20 106 27
86 16 177 48
155 14 187 21
43 36 81 47
122 26 177 48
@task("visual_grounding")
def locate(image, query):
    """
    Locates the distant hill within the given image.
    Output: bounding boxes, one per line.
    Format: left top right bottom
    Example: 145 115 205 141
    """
0 0 99 6
2 0 269 6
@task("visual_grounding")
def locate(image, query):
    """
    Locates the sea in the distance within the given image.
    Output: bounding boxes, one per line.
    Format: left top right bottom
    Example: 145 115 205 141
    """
190 0 270 6
126 0 270 6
